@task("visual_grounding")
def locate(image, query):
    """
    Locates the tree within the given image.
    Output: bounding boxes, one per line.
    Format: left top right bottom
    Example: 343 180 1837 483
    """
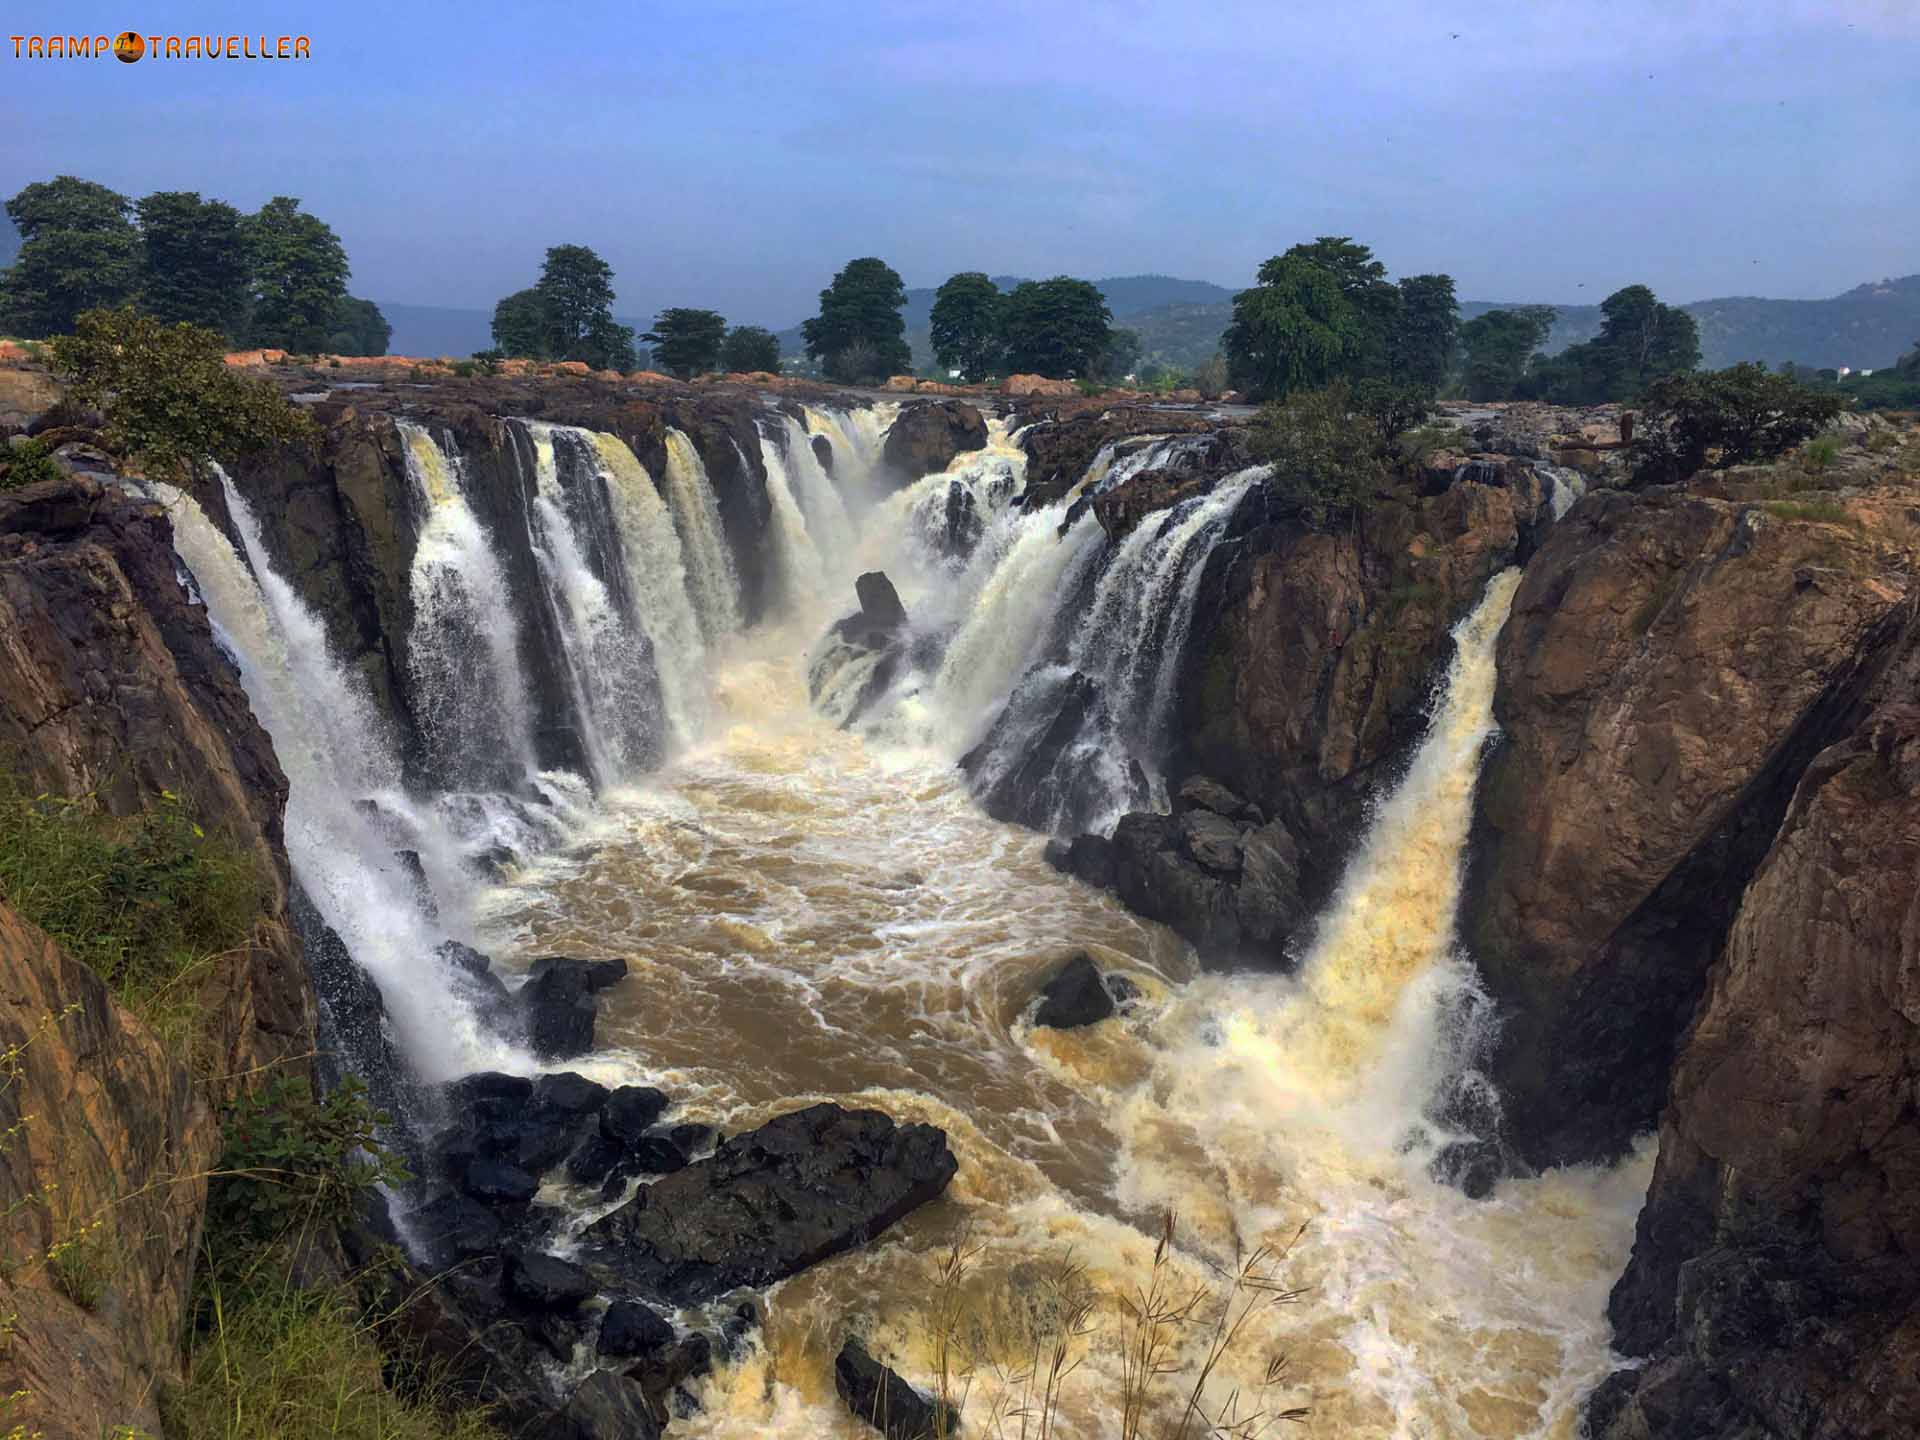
1223 254 1359 401
929 271 1004 381
0 177 140 336
1387 273 1459 394
719 324 781 374
1526 285 1700 403
245 197 349 352
1000 277 1113 378
1094 327 1142 383
50 307 314 479
824 339 882 387
327 296 391 357
1631 363 1844 485
1458 306 1557 401
1282 236 1401 379
642 308 727 378
491 287 550 358
532 243 635 370
136 191 250 338
802 258 911 381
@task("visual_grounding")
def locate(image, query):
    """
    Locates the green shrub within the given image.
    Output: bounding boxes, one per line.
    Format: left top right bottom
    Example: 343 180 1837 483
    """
1763 498 1853 526
0 781 264 1059
1247 381 1391 529
1799 435 1841 475
0 438 62 491
49 307 315 480
208 1076 407 1252
1631 362 1845 485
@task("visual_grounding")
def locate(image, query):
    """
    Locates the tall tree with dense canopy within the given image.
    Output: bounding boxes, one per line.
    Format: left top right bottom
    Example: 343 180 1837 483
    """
643 308 728 378
1524 285 1700 403
1387 273 1459 393
0 177 140 336
1095 327 1143 382
803 258 911 382
327 296 391 357
929 272 1004 381
719 324 781 373
531 243 635 370
1223 254 1360 401
1000 277 1113 378
136 191 250 338
1458 306 1557 400
1283 236 1402 379
245 197 349 352
491 287 550 358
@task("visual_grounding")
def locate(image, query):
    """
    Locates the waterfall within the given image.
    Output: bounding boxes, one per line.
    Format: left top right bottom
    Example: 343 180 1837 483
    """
398 422 540 789
660 428 743 639
154 472 504 1082
927 505 1108 752
1147 569 1524 1150
780 415 857 568
584 431 711 748
757 428 830 614
518 422 663 787
803 402 894 496
1070 466 1266 757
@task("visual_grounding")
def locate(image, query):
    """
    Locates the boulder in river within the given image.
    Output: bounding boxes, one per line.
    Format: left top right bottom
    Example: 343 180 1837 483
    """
880 400 987 486
581 1102 958 1304
835 1336 953 1440
1031 952 1137 1029
517 956 628 1060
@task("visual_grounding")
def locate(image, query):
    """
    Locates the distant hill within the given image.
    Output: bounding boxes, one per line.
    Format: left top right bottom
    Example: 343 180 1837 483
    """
0 213 18 269
381 273 1920 373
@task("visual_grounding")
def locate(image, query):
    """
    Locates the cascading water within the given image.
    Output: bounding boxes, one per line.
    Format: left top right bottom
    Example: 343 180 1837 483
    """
154 471 508 1082
399 421 541 789
660 427 744 639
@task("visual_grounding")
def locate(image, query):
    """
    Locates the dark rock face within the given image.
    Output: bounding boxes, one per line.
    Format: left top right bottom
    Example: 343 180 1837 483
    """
582 1103 958 1304
1075 780 1305 965
811 571 914 727
598 1300 675 1360
1592 696 1920 1439
835 1337 951 1440
880 400 987 487
1016 408 1215 508
505 1251 596 1312
1032 953 1135 1029
1463 485 1919 1169
960 668 1142 836
518 957 628 1060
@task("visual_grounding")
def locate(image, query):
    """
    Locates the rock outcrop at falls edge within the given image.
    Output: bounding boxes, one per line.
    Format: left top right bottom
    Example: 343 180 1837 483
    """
0 475 318 1437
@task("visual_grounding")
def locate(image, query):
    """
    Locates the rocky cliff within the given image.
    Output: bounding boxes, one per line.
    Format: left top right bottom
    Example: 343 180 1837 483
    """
0 474 317 1434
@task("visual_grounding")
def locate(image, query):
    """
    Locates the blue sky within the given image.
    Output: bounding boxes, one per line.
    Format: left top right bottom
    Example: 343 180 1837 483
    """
2 0 1915 328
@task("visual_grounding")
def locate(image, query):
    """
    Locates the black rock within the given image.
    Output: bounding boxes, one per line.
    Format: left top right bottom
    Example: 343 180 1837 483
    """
1043 838 1072 873
568 1134 629 1188
437 938 495 979
409 1190 505 1262
1179 810 1246 876
448 1070 534 1118
628 1135 691 1175
535 1071 612 1115
1106 972 1142 1010
504 1250 596 1312
1033 953 1115 1029
811 433 835 473
601 1086 671 1143
626 1333 713 1418
558 1370 663 1440
394 848 437 919
1175 775 1262 823
835 1337 952 1440
582 1103 958 1305
1065 833 1116 890
463 1159 540 1207
667 1122 714 1156
855 571 908 633
599 1299 675 1360
488 1113 590 1175
519 958 628 1061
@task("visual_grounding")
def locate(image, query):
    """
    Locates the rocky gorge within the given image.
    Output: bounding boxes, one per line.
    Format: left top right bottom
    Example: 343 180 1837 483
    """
2 351 1917 1438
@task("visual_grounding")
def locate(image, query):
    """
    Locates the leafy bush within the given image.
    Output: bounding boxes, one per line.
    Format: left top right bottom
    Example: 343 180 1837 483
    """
1351 378 1431 440
208 1076 407 1250
0 781 264 1059
1247 382 1392 529
49 306 314 479
0 438 62 491
1631 362 1846 485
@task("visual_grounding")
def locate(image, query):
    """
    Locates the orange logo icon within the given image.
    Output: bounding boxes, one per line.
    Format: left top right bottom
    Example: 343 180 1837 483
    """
112 31 144 62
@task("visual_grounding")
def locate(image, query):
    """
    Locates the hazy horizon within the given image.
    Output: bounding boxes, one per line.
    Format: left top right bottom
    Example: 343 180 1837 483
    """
4 1 1915 331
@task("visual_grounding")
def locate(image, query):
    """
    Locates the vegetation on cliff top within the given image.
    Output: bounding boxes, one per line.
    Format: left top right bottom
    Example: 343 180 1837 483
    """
0 175 389 354
1631 362 1847 484
50 306 316 479
489 243 639 373
805 256 914 384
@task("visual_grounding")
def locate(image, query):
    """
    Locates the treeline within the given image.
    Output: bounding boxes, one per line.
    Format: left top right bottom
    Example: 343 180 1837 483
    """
487 245 781 378
1779 346 1920 412
0 175 389 355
